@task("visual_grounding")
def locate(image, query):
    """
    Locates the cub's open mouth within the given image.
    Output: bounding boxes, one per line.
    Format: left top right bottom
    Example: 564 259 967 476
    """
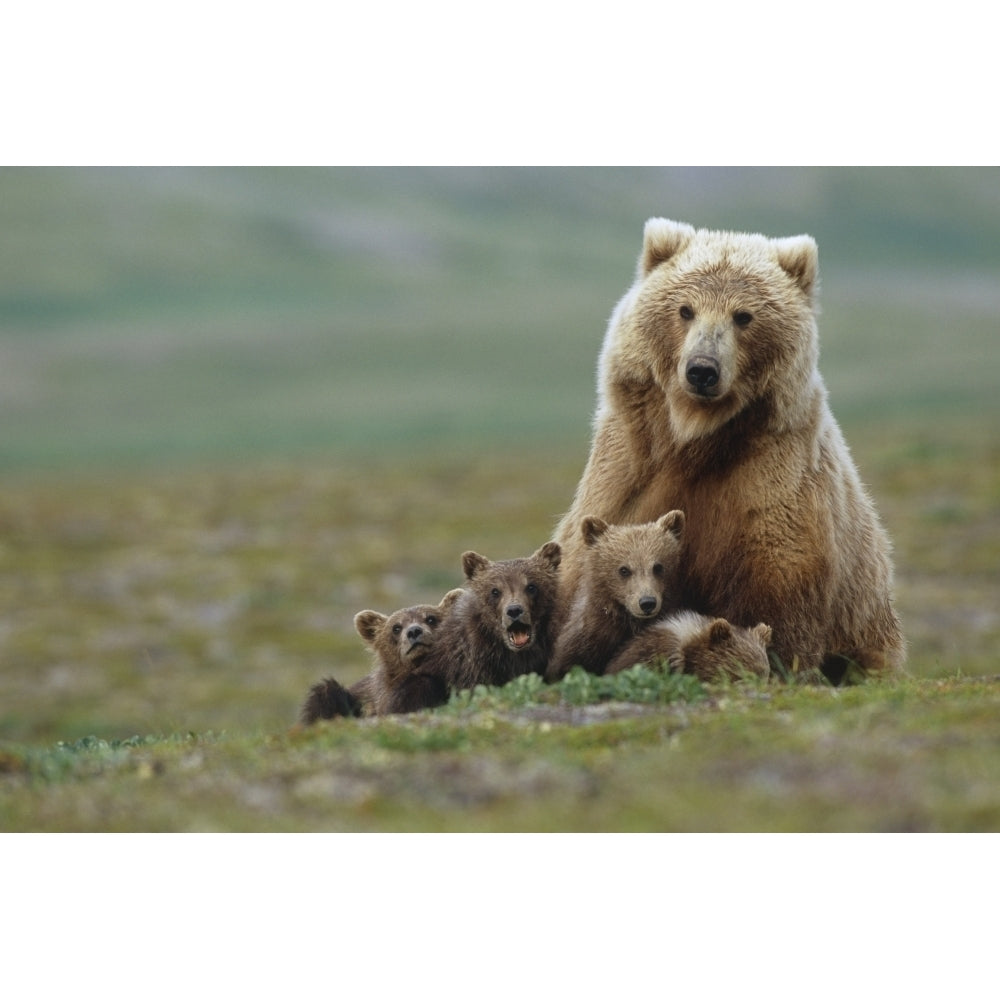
507 623 533 650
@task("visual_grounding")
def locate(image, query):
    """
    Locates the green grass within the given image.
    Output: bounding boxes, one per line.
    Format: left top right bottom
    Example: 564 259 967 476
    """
1 167 998 831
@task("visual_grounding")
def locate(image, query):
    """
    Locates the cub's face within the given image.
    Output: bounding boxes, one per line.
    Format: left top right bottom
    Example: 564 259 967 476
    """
582 511 684 620
355 589 463 672
462 542 561 653
610 220 819 445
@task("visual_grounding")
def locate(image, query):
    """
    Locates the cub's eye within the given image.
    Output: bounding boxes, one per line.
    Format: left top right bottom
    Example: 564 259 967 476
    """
425 615 438 627
391 624 403 636
491 588 502 600
618 566 632 578
525 583 538 597
734 311 753 327
652 563 664 577
679 305 695 321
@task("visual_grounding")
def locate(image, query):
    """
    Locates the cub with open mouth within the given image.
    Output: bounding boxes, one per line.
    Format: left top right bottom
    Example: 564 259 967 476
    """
420 541 562 696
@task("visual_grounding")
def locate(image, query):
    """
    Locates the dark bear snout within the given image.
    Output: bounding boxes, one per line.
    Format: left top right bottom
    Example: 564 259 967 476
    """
686 356 720 392
506 603 524 621
406 624 425 641
638 596 658 616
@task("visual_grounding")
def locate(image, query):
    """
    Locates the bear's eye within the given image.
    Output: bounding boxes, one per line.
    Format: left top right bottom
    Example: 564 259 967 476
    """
618 566 632 578
391 624 403 636
734 311 753 327
491 587 502 600
652 563 664 577
525 583 538 597
679 305 695 321
425 615 438 627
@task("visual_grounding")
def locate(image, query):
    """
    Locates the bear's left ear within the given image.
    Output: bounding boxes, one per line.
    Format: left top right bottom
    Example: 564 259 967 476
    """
753 622 773 645
354 610 387 644
640 218 695 276
461 551 491 581
773 235 818 300
708 619 733 645
533 541 562 571
657 509 685 539
581 516 610 547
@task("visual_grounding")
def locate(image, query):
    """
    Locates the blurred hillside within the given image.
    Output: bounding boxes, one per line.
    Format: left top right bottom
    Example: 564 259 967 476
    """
1 166 998 472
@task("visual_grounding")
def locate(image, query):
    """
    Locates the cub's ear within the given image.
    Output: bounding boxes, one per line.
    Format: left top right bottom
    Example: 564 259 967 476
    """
354 610 387 644
438 588 465 613
753 623 773 645
581 516 610 547
708 619 733 645
657 509 685 539
641 218 696 276
772 234 818 300
461 551 491 581
534 541 562 570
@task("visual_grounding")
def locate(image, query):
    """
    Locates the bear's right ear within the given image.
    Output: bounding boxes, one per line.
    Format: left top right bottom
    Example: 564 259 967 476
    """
461 551 491 581
641 218 696 276
354 610 387 644
753 623 773 645
581 516 610 547
708 619 733 645
657 509 685 539
439 588 465 613
773 234 818 301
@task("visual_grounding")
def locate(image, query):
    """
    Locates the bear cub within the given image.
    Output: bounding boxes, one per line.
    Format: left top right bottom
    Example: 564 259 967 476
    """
419 541 562 696
546 511 685 681
605 610 772 682
298 588 463 724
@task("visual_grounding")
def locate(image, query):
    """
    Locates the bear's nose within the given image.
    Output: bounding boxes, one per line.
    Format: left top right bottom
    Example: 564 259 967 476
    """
686 357 720 391
506 604 524 620
406 625 424 641
638 596 658 615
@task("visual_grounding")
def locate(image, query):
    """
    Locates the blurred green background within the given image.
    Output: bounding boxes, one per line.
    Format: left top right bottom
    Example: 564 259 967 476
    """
1 166 998 742
2 166 998 471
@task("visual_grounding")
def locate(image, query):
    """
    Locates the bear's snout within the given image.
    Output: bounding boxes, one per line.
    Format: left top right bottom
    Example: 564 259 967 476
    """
406 624 425 642
638 596 659 616
685 356 720 394
506 603 524 621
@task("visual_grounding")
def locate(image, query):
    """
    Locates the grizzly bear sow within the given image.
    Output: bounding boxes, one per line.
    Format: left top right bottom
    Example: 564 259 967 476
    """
545 511 685 681
605 611 772 683
419 542 562 696
557 219 904 682
298 588 463 723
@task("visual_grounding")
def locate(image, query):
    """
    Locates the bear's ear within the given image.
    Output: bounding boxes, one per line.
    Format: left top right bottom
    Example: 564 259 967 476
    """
462 551 491 581
772 234 818 300
708 619 732 645
753 622 773 645
581 516 610 546
354 610 387 644
439 588 465 614
534 540 562 571
657 509 685 539
641 218 695 276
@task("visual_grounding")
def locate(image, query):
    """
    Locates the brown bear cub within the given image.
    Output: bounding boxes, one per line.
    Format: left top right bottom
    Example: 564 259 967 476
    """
545 511 685 681
419 542 562 696
605 610 772 682
298 588 463 724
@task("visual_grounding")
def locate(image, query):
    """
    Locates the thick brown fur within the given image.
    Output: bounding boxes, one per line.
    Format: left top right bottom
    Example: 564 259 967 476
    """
556 219 905 682
545 511 685 681
297 589 463 724
605 610 772 682
419 542 562 695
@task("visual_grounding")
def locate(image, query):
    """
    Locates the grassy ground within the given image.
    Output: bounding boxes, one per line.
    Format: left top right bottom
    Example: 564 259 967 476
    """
1 417 998 831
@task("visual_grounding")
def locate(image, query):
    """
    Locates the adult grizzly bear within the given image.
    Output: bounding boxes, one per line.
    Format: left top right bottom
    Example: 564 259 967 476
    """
556 218 904 682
